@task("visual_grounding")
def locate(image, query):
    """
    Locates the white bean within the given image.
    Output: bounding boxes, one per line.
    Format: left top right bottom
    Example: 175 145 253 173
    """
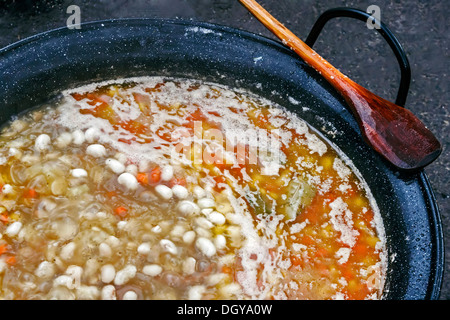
105 158 125 174
5 221 22 237
71 168 88 178
35 261 55 279
53 275 73 288
99 242 112 258
151 225 162 233
201 208 214 215
1 184 13 195
35 134 51 152
170 225 186 239
96 211 107 219
123 291 138 300
172 185 188 199
9 147 20 158
160 165 174 181
195 217 213 229
56 132 73 149
117 172 139 190
182 257 196 275
188 285 206 300
85 127 100 143
114 265 137 286
197 197 215 209
142 264 162 276
214 234 227 250
114 152 128 164
193 186 206 199
117 221 127 230
105 235 121 248
207 273 227 286
208 211 226 225
155 184 173 200
219 283 242 297
86 144 106 158
160 239 178 255
137 243 151 255
66 265 83 284
195 227 212 239
101 285 117 300
72 129 85 145
76 285 100 300
60 242 76 261
182 231 196 245
195 237 216 257
125 164 138 176
177 200 199 216
101 264 116 284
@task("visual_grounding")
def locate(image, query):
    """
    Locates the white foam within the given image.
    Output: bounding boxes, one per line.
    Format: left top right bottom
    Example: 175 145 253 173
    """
54 76 386 298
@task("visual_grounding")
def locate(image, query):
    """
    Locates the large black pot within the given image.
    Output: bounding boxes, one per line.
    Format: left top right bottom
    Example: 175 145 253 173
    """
0 18 443 300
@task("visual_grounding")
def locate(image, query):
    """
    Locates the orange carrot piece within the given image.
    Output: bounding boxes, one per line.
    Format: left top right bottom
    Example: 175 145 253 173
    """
5 256 16 265
299 235 315 246
315 247 329 258
0 214 9 224
348 283 370 300
149 167 161 184
137 172 149 185
363 209 375 225
353 243 369 257
114 206 128 218
290 255 303 267
342 267 355 281
23 188 38 199
214 176 226 185
222 266 233 274
169 177 186 187
106 191 117 198
0 244 8 255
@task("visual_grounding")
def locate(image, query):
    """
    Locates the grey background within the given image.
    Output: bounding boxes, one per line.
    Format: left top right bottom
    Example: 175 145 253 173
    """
0 0 448 299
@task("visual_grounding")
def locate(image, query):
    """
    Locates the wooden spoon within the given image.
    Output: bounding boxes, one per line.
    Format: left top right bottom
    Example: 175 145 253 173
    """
239 0 442 170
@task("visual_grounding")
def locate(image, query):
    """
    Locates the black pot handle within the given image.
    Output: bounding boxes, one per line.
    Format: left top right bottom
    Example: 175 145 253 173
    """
305 7 411 107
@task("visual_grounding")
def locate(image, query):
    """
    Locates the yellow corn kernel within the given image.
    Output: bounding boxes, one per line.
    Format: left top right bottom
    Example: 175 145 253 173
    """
213 225 228 235
275 226 284 237
362 256 377 267
347 279 359 293
319 156 334 170
170 102 181 109
351 196 367 209
107 87 119 97
268 190 279 199
366 236 380 248
138 103 147 112
329 266 339 278
321 225 333 239
9 212 20 221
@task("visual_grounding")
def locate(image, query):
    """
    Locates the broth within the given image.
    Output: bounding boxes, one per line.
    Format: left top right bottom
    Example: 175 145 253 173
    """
0 77 386 300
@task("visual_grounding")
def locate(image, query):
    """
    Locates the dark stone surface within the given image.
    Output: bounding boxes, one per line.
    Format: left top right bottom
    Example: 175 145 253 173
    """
0 0 448 299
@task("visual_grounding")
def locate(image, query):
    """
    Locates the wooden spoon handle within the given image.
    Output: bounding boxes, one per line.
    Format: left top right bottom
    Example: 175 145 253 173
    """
239 0 349 92
239 0 441 170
